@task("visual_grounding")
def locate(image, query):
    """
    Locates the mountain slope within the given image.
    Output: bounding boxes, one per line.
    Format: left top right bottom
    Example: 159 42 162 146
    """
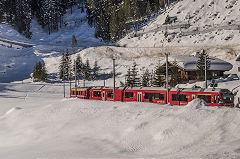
119 0 240 47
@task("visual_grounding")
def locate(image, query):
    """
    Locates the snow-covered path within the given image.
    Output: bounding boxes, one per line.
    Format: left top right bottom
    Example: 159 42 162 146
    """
0 83 240 159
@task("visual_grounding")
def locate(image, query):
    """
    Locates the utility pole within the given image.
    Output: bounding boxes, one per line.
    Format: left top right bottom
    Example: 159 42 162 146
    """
69 72 71 98
74 60 77 97
103 72 106 87
205 55 207 89
63 80 65 98
165 53 169 104
113 58 116 101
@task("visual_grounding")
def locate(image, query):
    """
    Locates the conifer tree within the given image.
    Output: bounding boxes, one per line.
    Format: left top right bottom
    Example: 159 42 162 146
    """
92 60 100 80
146 0 152 18
59 51 66 80
83 59 91 81
33 61 47 82
126 67 132 87
197 49 211 81
72 34 77 53
141 69 150 87
131 62 141 87
74 54 84 80
169 61 181 87
154 64 164 87
65 49 72 80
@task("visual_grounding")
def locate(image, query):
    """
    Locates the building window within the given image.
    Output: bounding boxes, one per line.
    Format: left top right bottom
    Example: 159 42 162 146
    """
172 94 188 102
125 92 133 98
198 95 211 103
107 92 113 98
93 91 101 97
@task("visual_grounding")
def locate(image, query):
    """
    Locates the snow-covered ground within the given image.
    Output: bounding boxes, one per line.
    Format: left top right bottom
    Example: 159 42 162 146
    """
0 82 240 159
1 1 240 158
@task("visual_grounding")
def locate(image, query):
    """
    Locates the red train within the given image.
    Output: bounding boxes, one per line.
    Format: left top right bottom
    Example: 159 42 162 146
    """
71 86 234 107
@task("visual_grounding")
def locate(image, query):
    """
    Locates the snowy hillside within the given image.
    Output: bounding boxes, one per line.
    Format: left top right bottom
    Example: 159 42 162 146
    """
0 82 240 159
119 0 240 47
0 6 105 82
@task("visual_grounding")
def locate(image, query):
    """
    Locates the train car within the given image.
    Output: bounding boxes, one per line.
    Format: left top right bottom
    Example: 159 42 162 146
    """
89 87 125 101
123 87 167 104
71 87 91 99
169 88 234 107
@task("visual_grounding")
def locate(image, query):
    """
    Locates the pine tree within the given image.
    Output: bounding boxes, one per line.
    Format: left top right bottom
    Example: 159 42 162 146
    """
154 64 164 87
72 34 77 53
92 60 100 80
33 61 47 82
141 69 150 87
146 0 152 18
65 49 72 80
59 51 66 80
169 61 181 87
197 49 211 81
74 54 84 80
59 49 72 80
15 0 32 38
83 59 91 81
126 67 132 87
131 62 141 87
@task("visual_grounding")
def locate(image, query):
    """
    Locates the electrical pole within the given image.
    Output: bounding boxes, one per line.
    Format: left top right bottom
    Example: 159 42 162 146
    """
103 72 106 87
165 53 169 104
75 60 77 97
205 55 207 89
63 80 65 98
69 71 71 98
113 58 116 102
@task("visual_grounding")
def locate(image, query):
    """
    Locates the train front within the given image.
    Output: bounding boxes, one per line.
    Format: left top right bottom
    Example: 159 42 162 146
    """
220 89 234 107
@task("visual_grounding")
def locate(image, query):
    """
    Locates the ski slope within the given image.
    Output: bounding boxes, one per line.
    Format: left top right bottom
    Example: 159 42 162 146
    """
0 82 240 159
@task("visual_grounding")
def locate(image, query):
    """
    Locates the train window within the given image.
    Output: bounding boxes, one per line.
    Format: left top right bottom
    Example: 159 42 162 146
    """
107 92 113 98
172 94 188 102
198 95 211 103
217 95 223 104
72 91 75 95
125 92 133 98
93 91 101 97
144 93 164 100
172 94 179 101
179 94 188 102
214 95 217 103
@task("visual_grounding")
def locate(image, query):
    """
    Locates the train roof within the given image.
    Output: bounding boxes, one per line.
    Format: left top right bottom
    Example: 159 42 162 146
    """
170 87 231 93
90 86 125 90
125 87 167 90
72 87 91 90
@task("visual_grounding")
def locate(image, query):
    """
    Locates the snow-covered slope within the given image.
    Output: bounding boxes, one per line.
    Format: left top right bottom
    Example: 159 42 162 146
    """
0 82 240 159
0 6 105 82
119 0 240 47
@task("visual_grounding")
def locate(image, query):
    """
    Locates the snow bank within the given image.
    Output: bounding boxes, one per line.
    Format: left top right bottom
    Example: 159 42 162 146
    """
0 83 240 158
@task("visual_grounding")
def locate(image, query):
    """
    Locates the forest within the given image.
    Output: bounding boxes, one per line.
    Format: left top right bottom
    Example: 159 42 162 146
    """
0 0 171 41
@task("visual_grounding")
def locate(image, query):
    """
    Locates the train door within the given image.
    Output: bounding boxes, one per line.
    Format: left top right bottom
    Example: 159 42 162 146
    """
137 92 142 102
192 94 196 101
102 91 105 101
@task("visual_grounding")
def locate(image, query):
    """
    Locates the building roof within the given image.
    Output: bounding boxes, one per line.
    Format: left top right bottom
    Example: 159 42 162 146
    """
167 55 233 71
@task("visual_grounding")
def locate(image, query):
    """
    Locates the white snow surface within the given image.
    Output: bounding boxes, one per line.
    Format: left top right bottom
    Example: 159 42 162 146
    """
0 82 240 159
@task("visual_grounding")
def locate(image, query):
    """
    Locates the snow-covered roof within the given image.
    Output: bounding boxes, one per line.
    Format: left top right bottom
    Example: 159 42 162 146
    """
167 55 233 71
